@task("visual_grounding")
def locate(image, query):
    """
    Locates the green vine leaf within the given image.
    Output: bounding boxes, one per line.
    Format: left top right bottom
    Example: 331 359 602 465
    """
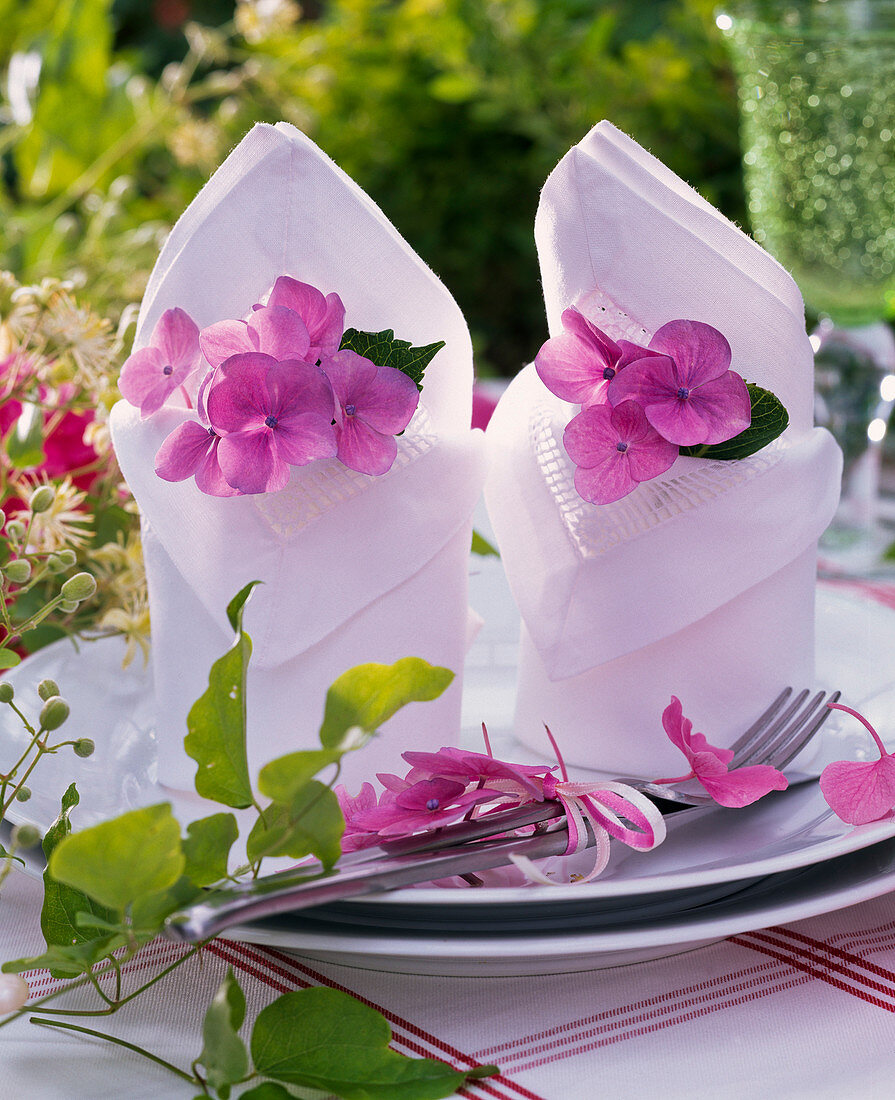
39 784 122 978
318 658 454 751
184 582 261 809
129 876 205 940
257 749 343 806
49 802 185 912
251 987 490 1099
339 328 444 391
196 969 249 1099
470 529 500 558
182 813 239 887
236 1085 292 1099
246 781 344 869
4 401 46 468
679 383 789 461
0 647 21 670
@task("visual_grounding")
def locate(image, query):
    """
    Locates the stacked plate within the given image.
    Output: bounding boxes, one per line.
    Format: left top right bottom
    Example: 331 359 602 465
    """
3 574 894 976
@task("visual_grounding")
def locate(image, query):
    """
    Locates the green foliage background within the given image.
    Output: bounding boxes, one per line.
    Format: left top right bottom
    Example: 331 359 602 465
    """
0 0 744 376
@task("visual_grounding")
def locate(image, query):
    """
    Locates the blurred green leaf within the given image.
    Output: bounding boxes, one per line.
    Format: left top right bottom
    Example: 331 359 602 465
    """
196 969 249 1099
181 812 238 887
246 781 343 869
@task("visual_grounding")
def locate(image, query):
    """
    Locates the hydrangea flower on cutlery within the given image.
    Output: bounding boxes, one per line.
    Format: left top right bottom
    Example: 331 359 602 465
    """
118 275 441 494
536 309 787 504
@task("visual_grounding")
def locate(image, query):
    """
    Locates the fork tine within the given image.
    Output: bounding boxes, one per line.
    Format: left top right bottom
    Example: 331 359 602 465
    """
726 687 793 759
729 687 810 769
765 689 841 772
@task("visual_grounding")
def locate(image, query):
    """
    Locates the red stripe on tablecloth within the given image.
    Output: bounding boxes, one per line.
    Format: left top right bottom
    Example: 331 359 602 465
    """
731 930 895 1010
211 939 543 1100
472 958 811 1071
831 918 895 957
820 577 895 611
770 924 895 985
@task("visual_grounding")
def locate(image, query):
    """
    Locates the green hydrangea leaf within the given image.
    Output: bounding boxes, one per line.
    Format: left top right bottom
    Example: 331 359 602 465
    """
679 383 789 461
182 813 239 887
251 987 483 1099
471 529 500 557
318 658 454 751
184 586 260 809
39 784 122 978
196 969 249 1099
339 328 444 391
246 781 343 869
257 749 343 805
49 802 185 912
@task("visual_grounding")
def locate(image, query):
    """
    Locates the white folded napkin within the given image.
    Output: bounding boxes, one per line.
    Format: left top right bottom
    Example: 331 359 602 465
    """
111 123 485 790
485 121 842 775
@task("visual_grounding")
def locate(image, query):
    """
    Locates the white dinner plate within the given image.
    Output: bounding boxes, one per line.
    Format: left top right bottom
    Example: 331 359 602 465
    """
2 583 894 971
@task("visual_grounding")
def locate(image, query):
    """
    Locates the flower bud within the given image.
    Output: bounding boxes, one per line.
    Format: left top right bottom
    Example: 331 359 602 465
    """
56 549 77 567
4 560 31 585
60 572 96 603
0 508 5 529
39 695 70 730
46 554 66 574
37 678 60 701
5 519 26 541
73 738 95 758
59 599 79 614
14 785 30 802
29 485 55 514
0 683 13 704
0 974 29 1015
10 823 39 849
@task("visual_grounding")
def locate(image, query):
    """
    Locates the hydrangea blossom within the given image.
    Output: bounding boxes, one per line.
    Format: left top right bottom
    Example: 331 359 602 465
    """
608 319 751 447
655 696 788 808
119 308 202 418
264 276 346 363
535 308 654 407
325 350 419 475
199 305 312 369
563 400 678 504
349 777 504 836
205 353 337 494
819 703 895 825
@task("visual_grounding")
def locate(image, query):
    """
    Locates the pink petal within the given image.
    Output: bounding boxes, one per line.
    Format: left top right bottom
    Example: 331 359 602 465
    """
820 755 895 825
267 359 337 424
248 305 311 363
688 731 734 766
118 347 165 412
195 439 241 497
395 778 467 812
536 332 613 406
684 371 752 446
649 319 731 389
154 307 200 371
199 320 253 369
573 453 638 505
560 308 622 363
273 411 338 467
324 349 378 407
348 363 419 434
644 393 715 446
624 435 678 483
217 428 289 495
139 377 179 418
336 415 398 475
607 354 679 411
315 293 347 357
155 420 215 481
206 353 277 432
661 697 692 761
698 764 788 808
267 277 345 357
563 405 618 468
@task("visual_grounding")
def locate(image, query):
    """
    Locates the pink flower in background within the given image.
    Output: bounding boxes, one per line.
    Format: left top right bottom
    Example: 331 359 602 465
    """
205 352 337 494
819 703 895 825
656 696 788 808
350 777 503 837
608 319 751 446
199 305 312 369
563 400 678 504
264 276 346 363
535 308 654 408
119 308 201 418
325 349 419 475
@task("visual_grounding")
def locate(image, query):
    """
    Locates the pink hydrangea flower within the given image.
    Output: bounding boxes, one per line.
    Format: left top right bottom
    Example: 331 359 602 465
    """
401 746 552 800
119 308 202 418
535 308 654 408
608 319 751 447
334 782 386 852
199 305 312 369
154 418 239 498
350 777 504 837
563 399 678 504
324 349 419 476
655 696 788 808
819 703 895 825
205 352 337 495
264 276 346 363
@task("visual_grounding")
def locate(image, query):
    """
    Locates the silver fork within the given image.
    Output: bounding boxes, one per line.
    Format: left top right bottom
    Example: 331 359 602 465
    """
164 687 839 942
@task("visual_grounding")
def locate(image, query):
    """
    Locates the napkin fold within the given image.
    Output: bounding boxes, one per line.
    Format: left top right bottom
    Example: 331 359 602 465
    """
111 123 485 790
485 122 842 774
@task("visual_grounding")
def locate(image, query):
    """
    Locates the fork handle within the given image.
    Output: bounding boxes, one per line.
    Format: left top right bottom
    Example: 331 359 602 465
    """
164 826 577 943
